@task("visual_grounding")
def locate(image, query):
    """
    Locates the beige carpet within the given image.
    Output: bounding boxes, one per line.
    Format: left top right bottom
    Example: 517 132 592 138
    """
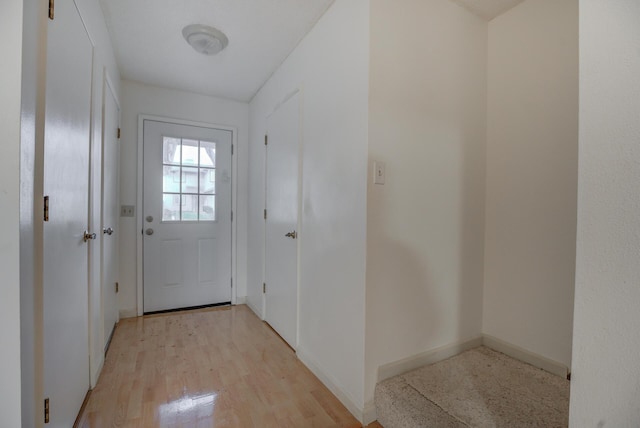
374 346 569 427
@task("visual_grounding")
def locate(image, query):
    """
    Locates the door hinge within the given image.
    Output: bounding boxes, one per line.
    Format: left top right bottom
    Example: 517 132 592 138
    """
264 135 268 146
231 211 234 222
264 209 267 220
115 282 119 293
44 397 50 423
43 196 50 222
231 144 234 155
231 278 233 288
263 283 266 293
117 128 121 139
48 0 54 20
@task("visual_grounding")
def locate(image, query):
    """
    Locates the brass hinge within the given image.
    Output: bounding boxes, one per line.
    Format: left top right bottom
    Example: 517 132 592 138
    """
264 209 267 220
115 282 119 293
264 135 268 146
263 283 266 293
48 0 54 20
44 196 50 222
44 398 50 423
117 128 121 139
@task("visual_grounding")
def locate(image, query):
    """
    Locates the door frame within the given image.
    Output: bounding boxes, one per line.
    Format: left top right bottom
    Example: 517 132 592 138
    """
136 114 238 316
262 88 304 347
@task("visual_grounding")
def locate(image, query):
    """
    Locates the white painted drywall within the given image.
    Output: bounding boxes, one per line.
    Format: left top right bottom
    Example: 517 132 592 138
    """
569 0 640 425
248 0 369 417
0 0 24 426
74 0 122 387
118 80 249 316
365 0 488 407
483 0 578 370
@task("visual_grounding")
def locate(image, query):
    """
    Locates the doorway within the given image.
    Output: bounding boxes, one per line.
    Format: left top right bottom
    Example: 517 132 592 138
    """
142 119 234 313
264 91 301 349
42 0 93 425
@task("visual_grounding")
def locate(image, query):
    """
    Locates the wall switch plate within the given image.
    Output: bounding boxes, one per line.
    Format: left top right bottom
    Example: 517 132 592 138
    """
121 205 135 217
374 161 386 185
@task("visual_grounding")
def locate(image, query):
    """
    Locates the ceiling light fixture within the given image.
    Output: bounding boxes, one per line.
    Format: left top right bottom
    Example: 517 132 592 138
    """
182 24 229 56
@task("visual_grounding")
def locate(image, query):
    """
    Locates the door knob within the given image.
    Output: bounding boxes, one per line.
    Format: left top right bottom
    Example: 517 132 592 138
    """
145 228 154 236
83 231 97 242
103 227 114 235
285 231 297 239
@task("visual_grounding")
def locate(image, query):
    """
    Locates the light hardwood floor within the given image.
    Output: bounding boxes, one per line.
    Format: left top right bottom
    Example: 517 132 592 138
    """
77 305 383 428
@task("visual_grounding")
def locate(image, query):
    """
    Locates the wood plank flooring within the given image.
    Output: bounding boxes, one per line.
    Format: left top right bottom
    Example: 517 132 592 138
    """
77 305 383 428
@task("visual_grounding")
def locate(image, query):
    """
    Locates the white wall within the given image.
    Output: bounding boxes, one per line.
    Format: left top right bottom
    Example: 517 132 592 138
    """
483 0 578 370
118 80 249 316
74 0 122 387
365 0 488 407
570 0 640 425
0 0 24 426
248 0 369 418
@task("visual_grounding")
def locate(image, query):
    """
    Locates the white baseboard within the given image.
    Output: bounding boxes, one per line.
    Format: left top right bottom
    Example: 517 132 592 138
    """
119 308 137 319
90 354 104 389
297 347 365 424
235 295 247 305
482 334 569 378
378 336 484 383
363 401 377 426
245 297 263 320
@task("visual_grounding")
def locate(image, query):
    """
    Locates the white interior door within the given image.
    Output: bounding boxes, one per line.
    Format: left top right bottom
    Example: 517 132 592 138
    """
102 80 120 349
43 1 93 425
143 120 233 313
265 92 300 349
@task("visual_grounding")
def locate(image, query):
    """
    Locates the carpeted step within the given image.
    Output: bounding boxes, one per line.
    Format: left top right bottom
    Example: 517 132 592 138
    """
374 346 569 428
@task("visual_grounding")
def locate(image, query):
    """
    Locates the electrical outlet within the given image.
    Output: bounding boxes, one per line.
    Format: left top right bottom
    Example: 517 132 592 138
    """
121 205 135 217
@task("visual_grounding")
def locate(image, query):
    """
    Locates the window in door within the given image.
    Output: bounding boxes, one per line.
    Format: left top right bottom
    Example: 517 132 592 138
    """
162 137 216 221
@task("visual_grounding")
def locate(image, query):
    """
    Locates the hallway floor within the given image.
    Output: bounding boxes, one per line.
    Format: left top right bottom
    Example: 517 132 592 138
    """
77 305 380 427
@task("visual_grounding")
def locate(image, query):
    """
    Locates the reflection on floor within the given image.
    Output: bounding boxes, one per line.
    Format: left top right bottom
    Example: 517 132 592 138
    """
77 305 381 427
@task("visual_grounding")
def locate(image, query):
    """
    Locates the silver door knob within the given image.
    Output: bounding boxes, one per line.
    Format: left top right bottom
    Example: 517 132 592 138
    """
103 227 114 235
83 231 97 242
145 228 154 236
285 231 297 239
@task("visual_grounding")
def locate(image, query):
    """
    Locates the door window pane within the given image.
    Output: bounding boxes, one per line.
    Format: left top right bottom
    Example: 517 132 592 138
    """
181 167 199 193
163 166 181 193
181 195 198 221
181 140 199 166
162 136 218 221
200 141 216 167
163 138 181 165
199 168 215 194
162 193 180 221
199 196 215 221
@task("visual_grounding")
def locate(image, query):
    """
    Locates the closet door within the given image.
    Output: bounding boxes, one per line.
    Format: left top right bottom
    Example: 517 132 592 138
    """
42 1 93 425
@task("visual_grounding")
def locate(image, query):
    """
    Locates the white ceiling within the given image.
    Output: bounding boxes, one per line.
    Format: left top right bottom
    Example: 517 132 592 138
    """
101 0 525 102
449 0 526 20
100 0 334 102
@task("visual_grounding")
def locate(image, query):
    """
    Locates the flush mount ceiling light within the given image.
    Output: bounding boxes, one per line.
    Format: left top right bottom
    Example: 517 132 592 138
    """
182 24 229 56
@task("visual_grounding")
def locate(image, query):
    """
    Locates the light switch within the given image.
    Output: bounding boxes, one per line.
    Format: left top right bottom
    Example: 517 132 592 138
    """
374 161 386 185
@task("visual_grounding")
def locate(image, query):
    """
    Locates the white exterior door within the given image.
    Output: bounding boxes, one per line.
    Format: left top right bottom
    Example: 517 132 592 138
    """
102 81 120 348
265 92 300 349
42 1 93 425
143 120 233 313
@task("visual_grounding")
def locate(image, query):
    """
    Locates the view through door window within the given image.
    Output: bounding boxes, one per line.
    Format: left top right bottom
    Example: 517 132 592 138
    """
162 137 216 221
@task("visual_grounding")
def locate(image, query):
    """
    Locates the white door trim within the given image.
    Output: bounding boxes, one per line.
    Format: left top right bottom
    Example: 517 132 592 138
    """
136 114 238 316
